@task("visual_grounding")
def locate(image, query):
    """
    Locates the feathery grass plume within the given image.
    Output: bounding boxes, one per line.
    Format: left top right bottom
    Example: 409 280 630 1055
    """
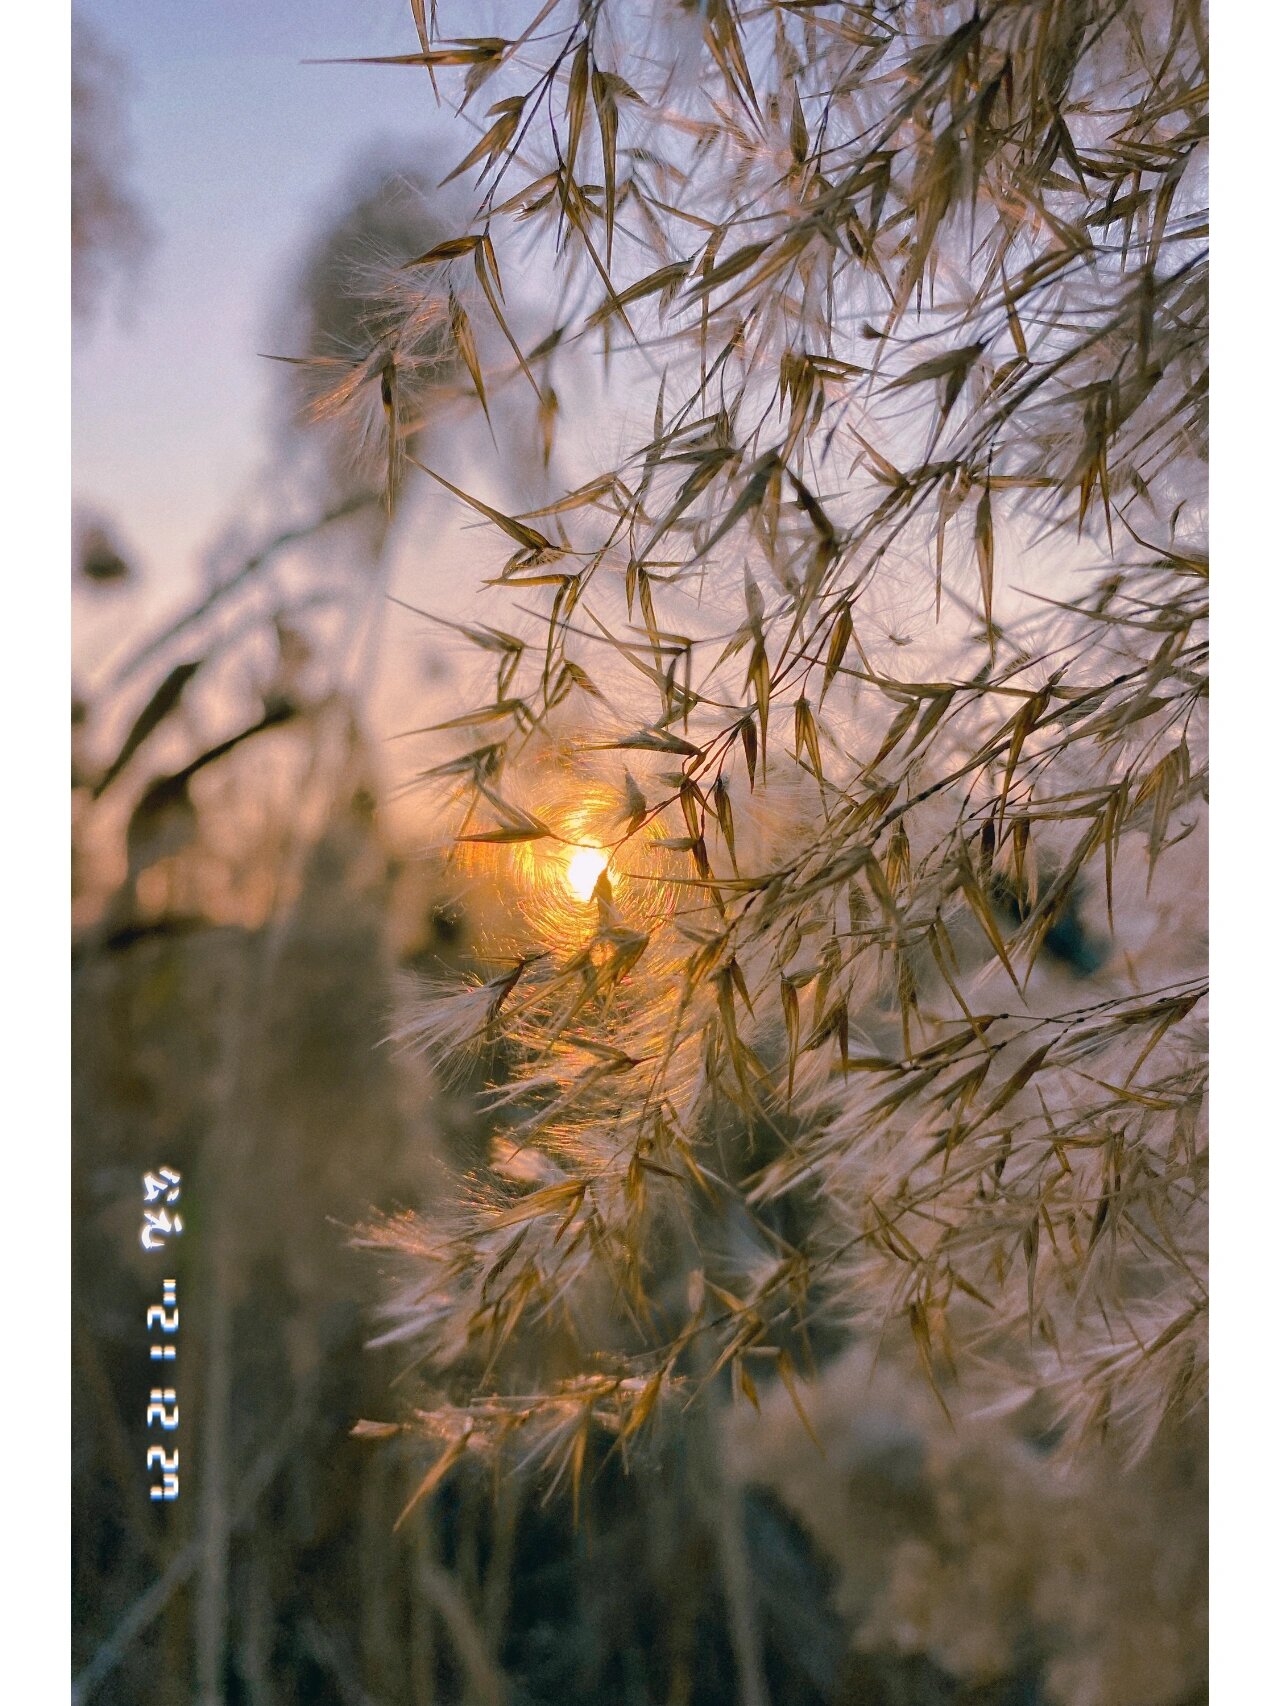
270 164 466 511
345 0 1207 1490
727 1343 1208 1705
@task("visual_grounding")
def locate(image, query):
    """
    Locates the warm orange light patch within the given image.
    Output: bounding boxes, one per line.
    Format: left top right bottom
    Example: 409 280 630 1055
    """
564 845 609 903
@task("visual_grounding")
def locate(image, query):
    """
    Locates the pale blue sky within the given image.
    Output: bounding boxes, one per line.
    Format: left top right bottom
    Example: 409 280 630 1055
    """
72 1 469 596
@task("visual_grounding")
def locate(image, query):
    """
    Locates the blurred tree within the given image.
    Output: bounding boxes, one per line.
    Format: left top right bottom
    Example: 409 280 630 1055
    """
72 15 151 325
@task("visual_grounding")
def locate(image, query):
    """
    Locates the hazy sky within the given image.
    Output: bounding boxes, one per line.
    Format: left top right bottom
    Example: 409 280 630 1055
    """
72 1 465 600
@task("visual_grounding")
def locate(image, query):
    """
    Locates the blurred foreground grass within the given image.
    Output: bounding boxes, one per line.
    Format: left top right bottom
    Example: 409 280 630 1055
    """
72 762 1205 1706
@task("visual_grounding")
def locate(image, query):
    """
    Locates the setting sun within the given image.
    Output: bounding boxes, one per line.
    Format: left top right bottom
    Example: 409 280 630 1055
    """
564 845 609 903
70 6 1210 1697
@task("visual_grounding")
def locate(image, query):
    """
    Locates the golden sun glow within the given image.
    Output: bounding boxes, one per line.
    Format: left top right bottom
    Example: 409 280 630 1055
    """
564 845 610 903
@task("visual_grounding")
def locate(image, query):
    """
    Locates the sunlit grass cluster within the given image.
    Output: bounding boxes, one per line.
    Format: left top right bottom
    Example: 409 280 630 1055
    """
330 0 1208 1501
